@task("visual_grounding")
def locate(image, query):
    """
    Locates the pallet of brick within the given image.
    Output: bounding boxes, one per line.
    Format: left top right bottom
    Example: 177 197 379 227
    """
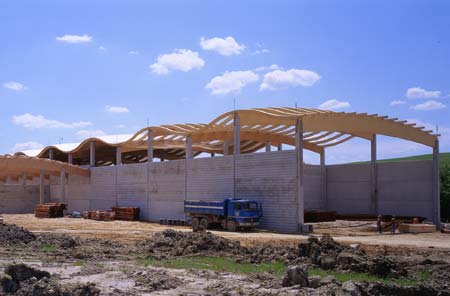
85 210 115 221
399 223 436 233
34 203 67 218
111 207 140 221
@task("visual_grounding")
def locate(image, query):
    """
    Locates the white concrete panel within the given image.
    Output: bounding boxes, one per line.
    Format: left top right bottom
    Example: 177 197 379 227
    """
235 151 298 233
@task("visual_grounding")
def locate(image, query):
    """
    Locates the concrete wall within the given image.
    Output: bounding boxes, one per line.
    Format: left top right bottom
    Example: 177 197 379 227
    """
0 184 48 213
327 163 372 214
1 152 434 230
326 160 434 221
47 151 316 232
235 151 298 232
377 160 433 220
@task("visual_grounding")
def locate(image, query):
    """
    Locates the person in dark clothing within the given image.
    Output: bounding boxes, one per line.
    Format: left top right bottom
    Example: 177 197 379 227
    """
376 215 382 234
391 216 396 235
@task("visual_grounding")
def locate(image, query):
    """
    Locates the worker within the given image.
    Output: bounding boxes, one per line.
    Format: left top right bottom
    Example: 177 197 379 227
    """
376 215 382 234
391 216 396 235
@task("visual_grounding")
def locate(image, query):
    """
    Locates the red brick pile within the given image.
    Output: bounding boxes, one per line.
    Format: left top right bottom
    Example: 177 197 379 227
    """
111 207 140 221
34 203 67 218
83 210 115 221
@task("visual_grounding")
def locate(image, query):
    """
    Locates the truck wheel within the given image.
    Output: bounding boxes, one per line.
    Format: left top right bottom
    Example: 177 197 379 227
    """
200 218 209 229
192 218 200 231
227 220 237 232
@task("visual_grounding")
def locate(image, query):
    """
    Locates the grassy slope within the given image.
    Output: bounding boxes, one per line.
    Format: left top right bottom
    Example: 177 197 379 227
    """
360 152 450 166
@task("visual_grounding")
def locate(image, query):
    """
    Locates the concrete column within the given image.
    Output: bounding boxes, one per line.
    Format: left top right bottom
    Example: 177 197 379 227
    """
432 139 441 228
90 141 95 167
320 150 325 166
223 140 230 155
295 119 305 232
265 141 271 152
49 149 54 160
320 150 327 210
39 170 45 204
185 136 193 159
233 113 240 155
60 168 66 204
116 147 122 166
68 154 73 165
277 144 283 151
147 129 153 163
370 135 378 215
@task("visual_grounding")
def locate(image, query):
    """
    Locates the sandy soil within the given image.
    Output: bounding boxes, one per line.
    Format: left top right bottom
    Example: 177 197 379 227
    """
4 214 450 251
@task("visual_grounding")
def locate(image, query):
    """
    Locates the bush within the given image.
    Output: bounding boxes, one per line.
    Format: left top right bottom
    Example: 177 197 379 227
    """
441 164 450 220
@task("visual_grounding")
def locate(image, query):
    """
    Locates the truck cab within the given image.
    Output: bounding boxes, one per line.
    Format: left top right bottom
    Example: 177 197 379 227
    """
225 198 262 231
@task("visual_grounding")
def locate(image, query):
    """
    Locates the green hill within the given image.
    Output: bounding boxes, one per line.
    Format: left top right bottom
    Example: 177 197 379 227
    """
375 152 450 167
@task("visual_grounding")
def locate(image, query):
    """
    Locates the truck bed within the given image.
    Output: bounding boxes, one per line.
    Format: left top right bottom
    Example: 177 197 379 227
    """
184 200 226 216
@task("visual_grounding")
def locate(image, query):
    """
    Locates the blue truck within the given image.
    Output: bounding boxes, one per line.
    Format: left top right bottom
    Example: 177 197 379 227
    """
184 198 263 231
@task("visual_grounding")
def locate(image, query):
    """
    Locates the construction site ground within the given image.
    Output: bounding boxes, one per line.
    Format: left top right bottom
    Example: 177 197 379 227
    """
2 214 450 295
4 214 450 252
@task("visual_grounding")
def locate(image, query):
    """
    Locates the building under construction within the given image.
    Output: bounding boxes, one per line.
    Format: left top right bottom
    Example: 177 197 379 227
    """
0 107 441 232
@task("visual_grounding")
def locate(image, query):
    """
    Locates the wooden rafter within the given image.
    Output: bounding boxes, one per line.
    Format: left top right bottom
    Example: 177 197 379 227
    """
11 107 437 165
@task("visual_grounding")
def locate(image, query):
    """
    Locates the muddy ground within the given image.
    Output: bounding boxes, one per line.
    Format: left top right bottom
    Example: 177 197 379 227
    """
1 219 450 295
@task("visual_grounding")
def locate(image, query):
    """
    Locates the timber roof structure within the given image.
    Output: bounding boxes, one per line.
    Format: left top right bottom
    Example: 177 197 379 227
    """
0 155 90 181
13 107 438 166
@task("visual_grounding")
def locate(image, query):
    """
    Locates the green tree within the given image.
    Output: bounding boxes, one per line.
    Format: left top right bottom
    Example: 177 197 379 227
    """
441 164 450 220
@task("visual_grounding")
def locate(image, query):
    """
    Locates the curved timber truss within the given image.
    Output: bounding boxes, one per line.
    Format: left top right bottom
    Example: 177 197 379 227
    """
0 155 89 182
13 107 438 166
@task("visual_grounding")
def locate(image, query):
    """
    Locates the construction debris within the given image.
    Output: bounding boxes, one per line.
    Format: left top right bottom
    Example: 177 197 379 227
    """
111 207 140 221
34 203 67 218
0 263 100 295
305 210 336 222
0 223 35 245
83 211 115 221
399 223 437 233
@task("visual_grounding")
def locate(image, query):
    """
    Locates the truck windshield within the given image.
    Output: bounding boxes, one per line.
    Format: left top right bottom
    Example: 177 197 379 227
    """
240 202 258 211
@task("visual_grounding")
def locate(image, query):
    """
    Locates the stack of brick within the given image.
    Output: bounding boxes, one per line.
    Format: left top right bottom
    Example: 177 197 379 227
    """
111 207 140 221
34 203 67 218
82 210 115 221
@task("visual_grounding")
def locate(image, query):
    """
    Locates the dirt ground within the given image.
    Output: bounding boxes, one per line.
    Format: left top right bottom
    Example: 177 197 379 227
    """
4 214 450 251
1 214 450 295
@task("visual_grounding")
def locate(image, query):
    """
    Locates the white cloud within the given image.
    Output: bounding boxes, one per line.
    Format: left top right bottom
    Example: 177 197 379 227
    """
390 100 406 106
200 36 245 56
318 99 351 111
253 48 270 55
128 50 139 55
406 87 441 99
150 49 205 74
12 113 92 129
76 129 107 139
97 46 106 51
114 124 126 128
105 105 129 113
410 100 446 111
253 64 280 72
12 141 44 152
206 70 259 95
3 81 27 91
56 34 93 44
260 69 320 91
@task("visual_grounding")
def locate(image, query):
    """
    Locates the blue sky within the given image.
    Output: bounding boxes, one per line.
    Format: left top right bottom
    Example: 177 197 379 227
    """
1 0 449 164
